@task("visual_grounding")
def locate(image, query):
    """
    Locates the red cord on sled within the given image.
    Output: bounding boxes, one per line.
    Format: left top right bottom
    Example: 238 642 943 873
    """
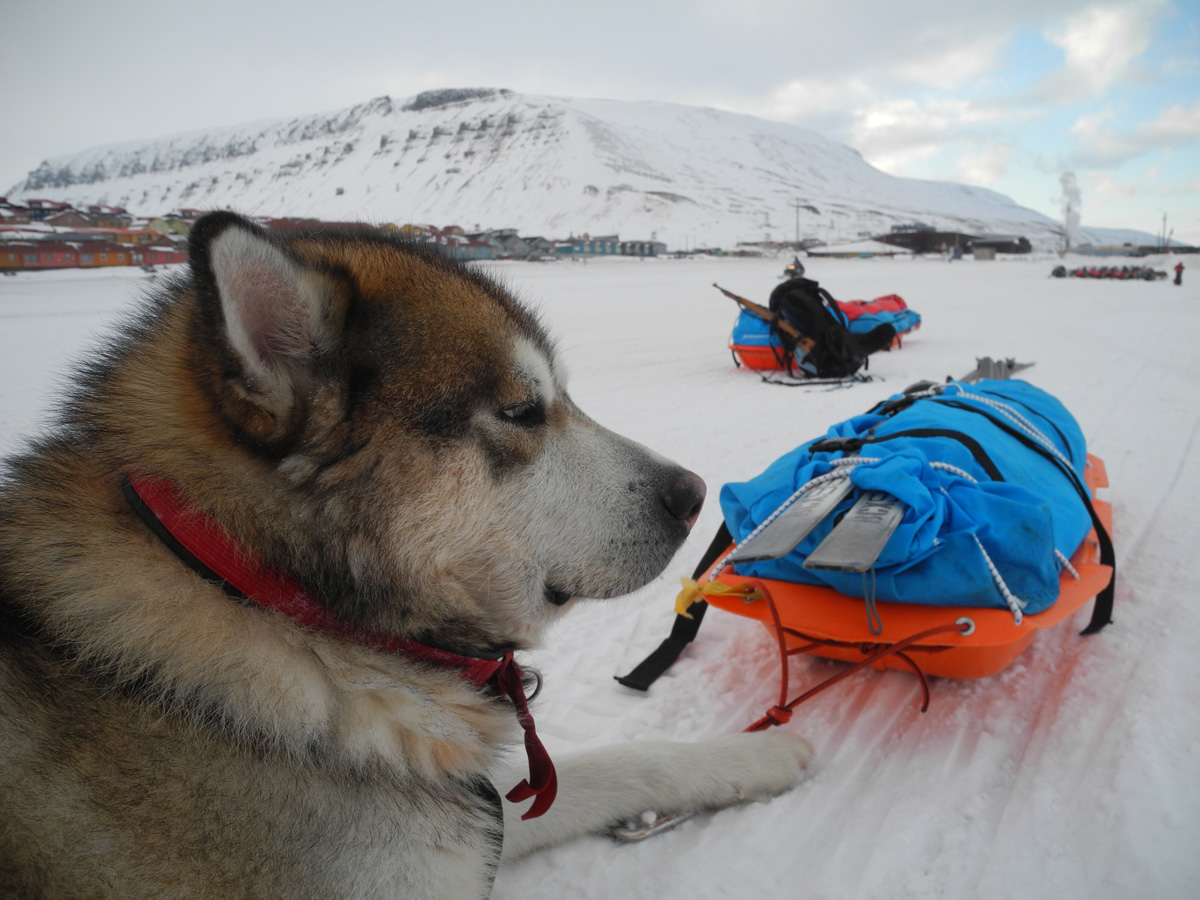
743 588 970 733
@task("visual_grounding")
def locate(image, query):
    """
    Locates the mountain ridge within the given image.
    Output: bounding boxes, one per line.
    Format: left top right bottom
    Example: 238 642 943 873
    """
8 88 1107 250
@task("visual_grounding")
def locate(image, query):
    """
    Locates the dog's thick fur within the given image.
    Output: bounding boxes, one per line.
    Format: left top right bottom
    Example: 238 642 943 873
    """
0 212 811 899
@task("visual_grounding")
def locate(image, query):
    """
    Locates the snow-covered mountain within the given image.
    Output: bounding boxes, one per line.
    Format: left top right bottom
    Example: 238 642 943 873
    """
9 88 1084 250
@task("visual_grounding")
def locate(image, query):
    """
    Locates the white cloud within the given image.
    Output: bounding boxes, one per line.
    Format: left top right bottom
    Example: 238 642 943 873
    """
1037 1 1166 103
1071 99 1200 165
892 35 1010 87
956 145 1013 186
1071 107 1118 137
1085 169 1143 200
744 76 876 121
847 97 1008 175
1147 101 1200 139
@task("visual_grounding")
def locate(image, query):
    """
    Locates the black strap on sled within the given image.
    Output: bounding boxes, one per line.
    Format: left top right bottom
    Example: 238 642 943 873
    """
864 385 1114 633
972 385 1074 461
865 388 1115 633
923 398 1116 635
764 314 818 380
810 428 1005 482
615 523 731 691
767 277 866 379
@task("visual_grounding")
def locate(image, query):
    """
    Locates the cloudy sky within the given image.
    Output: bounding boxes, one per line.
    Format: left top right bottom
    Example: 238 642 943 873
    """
4 0 1197 243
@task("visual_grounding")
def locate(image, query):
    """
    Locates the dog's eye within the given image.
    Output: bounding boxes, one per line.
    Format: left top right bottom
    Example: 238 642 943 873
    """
498 400 545 428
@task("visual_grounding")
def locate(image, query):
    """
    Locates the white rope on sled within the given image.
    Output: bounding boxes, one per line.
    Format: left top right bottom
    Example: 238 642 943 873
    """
943 384 1072 468
934 463 1077 613
933 459 1080 590
1056 550 1081 580
929 461 979 483
973 534 1026 624
710 459 882 580
828 456 881 467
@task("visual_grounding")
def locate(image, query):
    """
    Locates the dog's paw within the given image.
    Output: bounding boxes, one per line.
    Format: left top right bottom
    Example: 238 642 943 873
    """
698 730 814 804
504 731 812 855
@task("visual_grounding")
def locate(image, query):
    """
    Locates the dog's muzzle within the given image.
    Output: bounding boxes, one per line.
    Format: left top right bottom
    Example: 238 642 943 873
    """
663 470 706 533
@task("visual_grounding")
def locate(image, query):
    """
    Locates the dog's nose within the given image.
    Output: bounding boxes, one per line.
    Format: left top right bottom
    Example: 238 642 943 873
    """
662 471 706 530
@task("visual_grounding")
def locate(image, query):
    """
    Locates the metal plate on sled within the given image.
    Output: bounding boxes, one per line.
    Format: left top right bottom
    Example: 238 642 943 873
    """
727 477 856 564
960 357 1035 384
803 491 906 572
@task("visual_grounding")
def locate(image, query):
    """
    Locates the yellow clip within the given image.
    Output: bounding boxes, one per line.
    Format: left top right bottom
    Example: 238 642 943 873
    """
674 577 763 619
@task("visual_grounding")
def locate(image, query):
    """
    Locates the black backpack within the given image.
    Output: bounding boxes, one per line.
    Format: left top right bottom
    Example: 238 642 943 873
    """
767 277 893 378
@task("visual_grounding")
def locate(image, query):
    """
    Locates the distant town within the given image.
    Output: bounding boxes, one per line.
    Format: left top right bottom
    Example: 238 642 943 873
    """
0 198 682 273
2 197 1186 274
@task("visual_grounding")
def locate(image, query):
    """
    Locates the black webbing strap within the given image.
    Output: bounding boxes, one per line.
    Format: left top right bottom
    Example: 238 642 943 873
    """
973 385 1073 460
930 398 1116 634
869 390 1114 634
814 428 1005 482
615 523 732 691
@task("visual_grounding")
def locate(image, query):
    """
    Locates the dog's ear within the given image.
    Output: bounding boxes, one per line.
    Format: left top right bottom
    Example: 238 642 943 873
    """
187 211 350 448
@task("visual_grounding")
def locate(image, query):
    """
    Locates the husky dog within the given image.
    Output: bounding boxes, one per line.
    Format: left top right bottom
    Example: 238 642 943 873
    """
0 211 811 899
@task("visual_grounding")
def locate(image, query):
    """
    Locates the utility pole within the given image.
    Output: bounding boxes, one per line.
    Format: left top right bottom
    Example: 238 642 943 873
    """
790 199 804 250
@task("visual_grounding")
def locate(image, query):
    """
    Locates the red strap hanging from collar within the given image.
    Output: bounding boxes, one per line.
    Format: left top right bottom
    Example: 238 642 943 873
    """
125 473 557 819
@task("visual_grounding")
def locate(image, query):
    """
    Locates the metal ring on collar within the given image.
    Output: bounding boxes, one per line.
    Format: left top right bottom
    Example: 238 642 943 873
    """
522 665 543 702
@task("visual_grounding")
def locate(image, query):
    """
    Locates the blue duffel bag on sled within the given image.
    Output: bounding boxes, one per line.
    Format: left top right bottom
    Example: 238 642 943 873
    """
721 379 1094 619
619 373 1115 698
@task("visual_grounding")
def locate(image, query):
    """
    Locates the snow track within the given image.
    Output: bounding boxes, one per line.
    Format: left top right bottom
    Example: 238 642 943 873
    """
2 254 1197 899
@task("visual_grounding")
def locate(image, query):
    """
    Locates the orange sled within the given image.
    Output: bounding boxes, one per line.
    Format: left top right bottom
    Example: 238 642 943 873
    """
730 343 789 371
698 454 1113 681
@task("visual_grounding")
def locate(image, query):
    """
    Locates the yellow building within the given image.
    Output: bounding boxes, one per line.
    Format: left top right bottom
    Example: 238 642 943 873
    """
77 243 132 267
147 217 192 237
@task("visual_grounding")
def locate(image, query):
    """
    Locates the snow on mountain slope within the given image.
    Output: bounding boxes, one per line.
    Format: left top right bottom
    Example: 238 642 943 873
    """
9 88 1078 249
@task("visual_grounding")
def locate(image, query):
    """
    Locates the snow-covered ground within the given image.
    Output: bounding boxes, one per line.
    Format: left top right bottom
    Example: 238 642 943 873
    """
2 253 1197 899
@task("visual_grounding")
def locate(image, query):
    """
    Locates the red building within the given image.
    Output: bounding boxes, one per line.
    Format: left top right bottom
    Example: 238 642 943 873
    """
140 246 187 265
0 239 186 270
0 241 83 269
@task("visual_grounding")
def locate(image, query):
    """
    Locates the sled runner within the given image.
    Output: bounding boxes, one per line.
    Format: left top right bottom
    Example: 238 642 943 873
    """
618 367 1114 711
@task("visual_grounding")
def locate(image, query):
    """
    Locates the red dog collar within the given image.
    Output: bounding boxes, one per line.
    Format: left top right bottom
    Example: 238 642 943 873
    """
123 473 557 819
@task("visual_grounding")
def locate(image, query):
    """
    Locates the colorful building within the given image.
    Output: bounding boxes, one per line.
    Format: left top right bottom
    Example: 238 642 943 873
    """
23 199 75 221
555 235 622 256
138 246 188 265
0 241 83 269
77 242 134 267
85 205 133 228
109 228 167 245
147 217 192 237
